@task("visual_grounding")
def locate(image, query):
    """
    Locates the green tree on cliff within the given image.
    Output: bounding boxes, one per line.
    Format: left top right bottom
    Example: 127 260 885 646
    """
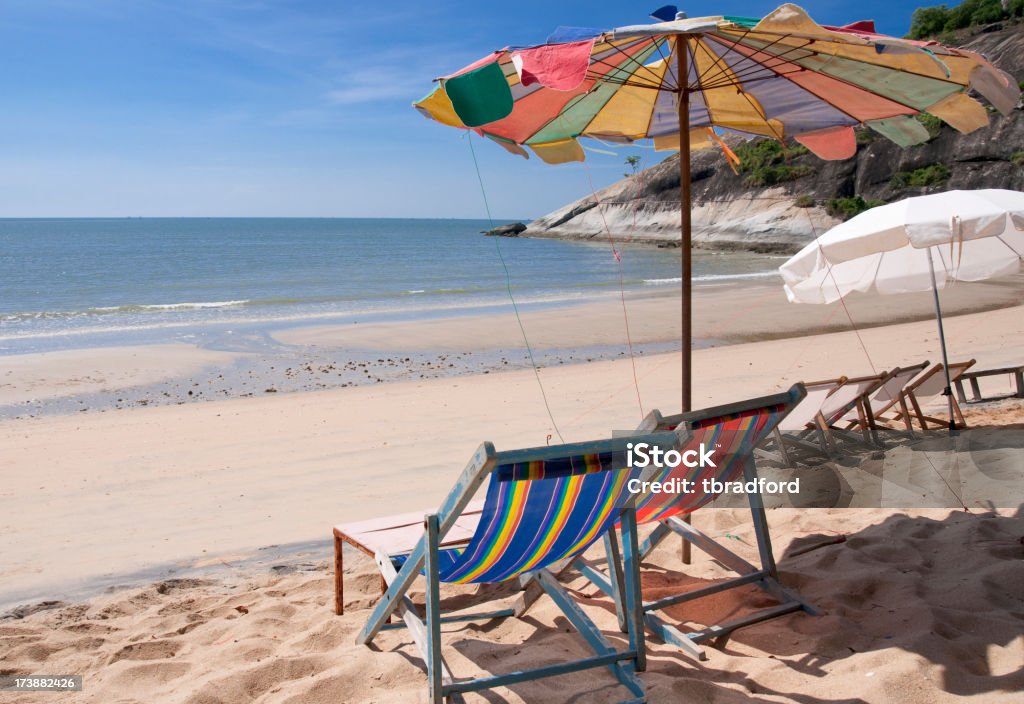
909 0 1023 40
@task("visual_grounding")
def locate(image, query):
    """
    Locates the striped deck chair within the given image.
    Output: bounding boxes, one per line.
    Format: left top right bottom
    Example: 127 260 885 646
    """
574 384 819 661
840 361 929 438
356 428 689 704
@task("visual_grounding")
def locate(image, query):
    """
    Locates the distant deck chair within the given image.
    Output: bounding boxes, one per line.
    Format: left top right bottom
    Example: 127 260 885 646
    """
810 371 896 447
353 428 689 704
840 361 929 437
573 385 819 661
890 360 976 431
757 378 845 463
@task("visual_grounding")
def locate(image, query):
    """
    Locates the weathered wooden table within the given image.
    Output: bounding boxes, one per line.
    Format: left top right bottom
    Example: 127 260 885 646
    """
954 365 1024 403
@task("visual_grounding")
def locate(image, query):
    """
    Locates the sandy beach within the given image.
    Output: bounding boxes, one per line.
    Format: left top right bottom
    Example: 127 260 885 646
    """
1 278 1023 702
5 1 1024 701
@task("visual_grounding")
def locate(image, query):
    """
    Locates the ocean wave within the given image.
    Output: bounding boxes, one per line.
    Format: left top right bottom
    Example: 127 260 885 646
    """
696 271 780 282
1 300 250 322
93 300 251 312
0 290 617 343
642 271 778 285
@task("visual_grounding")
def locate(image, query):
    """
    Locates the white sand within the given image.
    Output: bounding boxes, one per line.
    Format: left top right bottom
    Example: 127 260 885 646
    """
3 305 1023 606
1 294 1022 703
0 344 240 406
1 504 1020 703
274 274 1024 350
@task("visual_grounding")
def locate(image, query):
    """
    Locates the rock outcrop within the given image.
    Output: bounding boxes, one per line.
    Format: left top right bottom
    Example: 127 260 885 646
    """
525 21 1024 253
482 222 527 237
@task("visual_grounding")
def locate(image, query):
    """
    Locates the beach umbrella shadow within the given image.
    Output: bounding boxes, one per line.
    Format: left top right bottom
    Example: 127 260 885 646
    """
707 506 1024 696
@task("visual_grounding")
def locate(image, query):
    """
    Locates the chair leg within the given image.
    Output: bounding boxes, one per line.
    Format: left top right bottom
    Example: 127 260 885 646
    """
955 379 968 404
814 413 838 456
772 427 793 466
603 531 628 633
969 377 982 403
334 533 344 615
897 394 915 436
620 508 646 673
680 514 692 565
862 398 882 446
742 458 777 578
424 514 444 704
639 520 671 560
908 391 929 432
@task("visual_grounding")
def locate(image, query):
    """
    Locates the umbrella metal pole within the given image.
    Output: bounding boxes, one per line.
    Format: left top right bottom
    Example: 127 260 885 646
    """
926 247 957 433
677 35 693 564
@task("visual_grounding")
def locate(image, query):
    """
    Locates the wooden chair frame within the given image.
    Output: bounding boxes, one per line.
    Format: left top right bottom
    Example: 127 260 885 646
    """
879 360 975 432
756 378 845 465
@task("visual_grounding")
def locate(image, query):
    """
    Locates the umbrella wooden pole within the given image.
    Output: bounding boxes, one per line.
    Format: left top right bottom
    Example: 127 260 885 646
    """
677 36 692 414
926 247 957 433
677 36 693 564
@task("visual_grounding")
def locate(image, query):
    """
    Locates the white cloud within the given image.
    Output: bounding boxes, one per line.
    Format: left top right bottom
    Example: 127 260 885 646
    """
324 80 423 105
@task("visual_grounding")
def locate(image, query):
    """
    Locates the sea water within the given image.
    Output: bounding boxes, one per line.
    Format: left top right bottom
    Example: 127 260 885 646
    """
0 218 777 355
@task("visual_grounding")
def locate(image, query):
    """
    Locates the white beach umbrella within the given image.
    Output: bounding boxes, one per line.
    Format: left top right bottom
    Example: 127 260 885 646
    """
780 189 1024 431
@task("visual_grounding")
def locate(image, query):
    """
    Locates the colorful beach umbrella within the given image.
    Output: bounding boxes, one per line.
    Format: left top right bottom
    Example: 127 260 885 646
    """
413 3 1019 411
780 189 1024 431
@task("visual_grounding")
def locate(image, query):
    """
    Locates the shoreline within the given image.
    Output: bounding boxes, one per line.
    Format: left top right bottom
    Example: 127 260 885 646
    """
3 297 1024 610
3 273 1022 419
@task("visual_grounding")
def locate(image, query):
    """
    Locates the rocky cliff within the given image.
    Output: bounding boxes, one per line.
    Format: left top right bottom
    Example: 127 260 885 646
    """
525 21 1024 253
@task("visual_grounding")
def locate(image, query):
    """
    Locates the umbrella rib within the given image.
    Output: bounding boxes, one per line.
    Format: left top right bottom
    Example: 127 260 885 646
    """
577 49 670 139
692 34 738 90
593 37 670 89
689 31 811 91
738 87 785 140
700 35 876 125
995 234 1024 261
725 25 974 69
584 37 665 89
696 27 774 88
719 29 972 89
697 68 807 91
870 249 886 294
693 28 792 88
692 32 731 87
698 59 804 89
696 32 818 89
586 63 663 89
697 58 814 90
590 74 666 89
529 40 668 145
652 35 671 73
642 38 676 140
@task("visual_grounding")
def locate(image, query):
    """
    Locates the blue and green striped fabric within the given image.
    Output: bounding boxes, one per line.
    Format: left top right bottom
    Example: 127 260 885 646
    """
436 452 637 584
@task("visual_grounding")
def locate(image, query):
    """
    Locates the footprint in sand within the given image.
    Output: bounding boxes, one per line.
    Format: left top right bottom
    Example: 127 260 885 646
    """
107 661 191 687
108 638 182 664
185 655 327 704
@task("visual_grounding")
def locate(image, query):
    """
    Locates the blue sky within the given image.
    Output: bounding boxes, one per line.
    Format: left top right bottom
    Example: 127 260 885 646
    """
0 1 924 219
